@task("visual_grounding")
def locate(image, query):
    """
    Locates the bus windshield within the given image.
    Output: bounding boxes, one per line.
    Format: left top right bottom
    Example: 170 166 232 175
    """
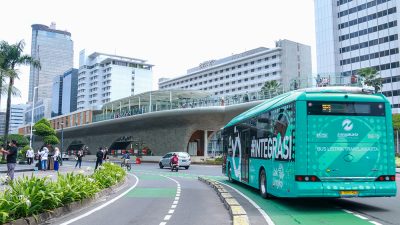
307 102 385 116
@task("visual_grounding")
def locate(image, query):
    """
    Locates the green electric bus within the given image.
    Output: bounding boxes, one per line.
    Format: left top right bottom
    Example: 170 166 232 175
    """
222 87 397 198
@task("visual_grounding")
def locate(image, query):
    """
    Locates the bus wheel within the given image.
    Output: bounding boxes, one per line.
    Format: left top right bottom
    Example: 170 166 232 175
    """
259 169 268 198
228 164 233 183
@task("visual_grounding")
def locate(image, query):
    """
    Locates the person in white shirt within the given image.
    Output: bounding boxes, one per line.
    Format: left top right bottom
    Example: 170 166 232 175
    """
38 145 49 171
53 147 60 171
26 148 34 165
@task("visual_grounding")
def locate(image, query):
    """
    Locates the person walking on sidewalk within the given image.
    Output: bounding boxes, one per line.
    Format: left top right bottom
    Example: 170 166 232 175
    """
0 140 18 182
53 147 60 171
75 149 83 169
95 147 104 170
38 145 49 171
26 147 34 165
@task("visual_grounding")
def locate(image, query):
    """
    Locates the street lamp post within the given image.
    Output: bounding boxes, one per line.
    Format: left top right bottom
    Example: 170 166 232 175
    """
29 87 38 149
60 122 64 165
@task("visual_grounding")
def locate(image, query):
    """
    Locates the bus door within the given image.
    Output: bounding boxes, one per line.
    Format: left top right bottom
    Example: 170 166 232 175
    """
241 129 250 182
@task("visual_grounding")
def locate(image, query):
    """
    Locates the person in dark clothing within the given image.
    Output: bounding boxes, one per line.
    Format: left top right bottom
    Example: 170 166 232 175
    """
95 147 104 170
75 149 84 169
103 147 108 161
0 140 18 182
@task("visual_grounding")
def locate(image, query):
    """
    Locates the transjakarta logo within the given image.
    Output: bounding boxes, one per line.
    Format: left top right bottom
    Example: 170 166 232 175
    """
250 136 293 161
342 119 353 131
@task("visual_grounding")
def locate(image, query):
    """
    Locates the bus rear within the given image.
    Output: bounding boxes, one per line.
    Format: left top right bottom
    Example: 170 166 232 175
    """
299 93 397 197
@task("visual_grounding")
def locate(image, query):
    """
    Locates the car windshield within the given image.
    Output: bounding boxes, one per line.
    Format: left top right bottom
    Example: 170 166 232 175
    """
178 152 189 158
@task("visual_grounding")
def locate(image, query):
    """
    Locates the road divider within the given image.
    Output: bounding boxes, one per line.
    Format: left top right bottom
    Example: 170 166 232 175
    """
198 177 249 225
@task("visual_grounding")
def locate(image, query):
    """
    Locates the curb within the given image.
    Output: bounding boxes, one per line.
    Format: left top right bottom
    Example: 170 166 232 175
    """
4 177 127 225
0 169 34 173
198 176 249 225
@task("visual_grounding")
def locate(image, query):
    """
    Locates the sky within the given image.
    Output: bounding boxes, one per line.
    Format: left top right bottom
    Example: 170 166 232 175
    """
0 0 316 107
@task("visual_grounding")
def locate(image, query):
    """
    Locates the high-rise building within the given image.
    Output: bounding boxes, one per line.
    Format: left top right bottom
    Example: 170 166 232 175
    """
315 0 400 111
51 68 78 117
77 50 153 110
0 112 5 136
10 104 27 134
28 23 73 118
159 40 312 96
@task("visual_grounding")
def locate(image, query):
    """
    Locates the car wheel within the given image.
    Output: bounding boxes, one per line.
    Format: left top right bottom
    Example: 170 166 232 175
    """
259 169 268 198
184 166 189 170
159 162 164 169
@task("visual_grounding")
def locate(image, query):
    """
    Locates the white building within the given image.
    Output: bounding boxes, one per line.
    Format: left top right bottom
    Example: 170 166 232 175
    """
315 0 400 111
158 40 312 96
77 50 153 110
10 104 27 134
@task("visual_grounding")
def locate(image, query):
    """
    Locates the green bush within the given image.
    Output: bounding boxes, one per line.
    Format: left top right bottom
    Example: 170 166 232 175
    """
0 162 126 223
92 162 126 189
396 157 400 168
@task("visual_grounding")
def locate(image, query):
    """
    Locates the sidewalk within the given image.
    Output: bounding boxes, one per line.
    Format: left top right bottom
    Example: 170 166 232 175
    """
396 168 399 174
0 164 94 192
0 163 35 173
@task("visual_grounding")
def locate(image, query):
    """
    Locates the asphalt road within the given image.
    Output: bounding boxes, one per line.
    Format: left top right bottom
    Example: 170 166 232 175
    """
49 162 230 225
45 162 400 225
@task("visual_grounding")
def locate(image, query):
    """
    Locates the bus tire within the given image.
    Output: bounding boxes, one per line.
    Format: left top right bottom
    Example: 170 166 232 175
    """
259 169 268 198
228 163 234 183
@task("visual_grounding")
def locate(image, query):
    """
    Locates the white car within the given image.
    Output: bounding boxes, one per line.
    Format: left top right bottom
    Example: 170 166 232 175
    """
62 153 69 160
159 152 191 169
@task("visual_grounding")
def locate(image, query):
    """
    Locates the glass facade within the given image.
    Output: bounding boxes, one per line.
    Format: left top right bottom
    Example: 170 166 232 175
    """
29 24 73 118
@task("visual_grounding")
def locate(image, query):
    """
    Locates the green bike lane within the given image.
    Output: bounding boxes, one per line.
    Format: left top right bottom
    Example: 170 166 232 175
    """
134 169 373 225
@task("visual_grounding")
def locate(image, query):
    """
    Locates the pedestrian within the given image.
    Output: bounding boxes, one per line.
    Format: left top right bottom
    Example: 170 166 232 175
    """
243 92 249 102
103 147 108 161
53 147 60 171
0 140 18 183
26 147 34 165
75 149 83 169
95 147 104 170
38 145 49 171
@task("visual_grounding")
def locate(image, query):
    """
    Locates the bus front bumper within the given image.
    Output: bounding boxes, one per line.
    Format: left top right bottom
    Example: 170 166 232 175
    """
295 181 397 197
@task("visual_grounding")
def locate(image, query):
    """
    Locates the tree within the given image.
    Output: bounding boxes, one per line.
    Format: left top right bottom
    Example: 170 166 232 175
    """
33 118 59 145
261 80 281 98
393 114 400 131
357 67 382 93
0 40 40 149
0 134 29 147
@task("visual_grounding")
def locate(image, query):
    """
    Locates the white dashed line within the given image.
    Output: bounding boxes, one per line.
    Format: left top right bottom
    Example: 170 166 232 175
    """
158 175 181 225
342 209 382 225
164 215 172 220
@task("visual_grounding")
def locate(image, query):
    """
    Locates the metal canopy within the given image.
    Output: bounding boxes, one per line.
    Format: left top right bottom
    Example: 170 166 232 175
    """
102 89 212 110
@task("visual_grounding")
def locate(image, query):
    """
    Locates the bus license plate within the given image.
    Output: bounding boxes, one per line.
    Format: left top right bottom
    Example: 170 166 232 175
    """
340 190 358 197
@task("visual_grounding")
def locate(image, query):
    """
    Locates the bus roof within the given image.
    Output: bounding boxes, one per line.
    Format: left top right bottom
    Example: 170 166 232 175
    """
224 86 388 128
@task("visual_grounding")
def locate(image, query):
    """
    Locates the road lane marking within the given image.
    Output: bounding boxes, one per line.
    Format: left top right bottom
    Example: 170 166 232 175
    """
159 175 181 225
353 214 368 220
164 215 172 220
216 181 275 225
342 209 382 225
60 174 139 225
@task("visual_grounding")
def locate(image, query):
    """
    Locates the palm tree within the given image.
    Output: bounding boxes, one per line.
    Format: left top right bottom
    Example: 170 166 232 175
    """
261 80 281 98
0 40 40 149
357 67 383 93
